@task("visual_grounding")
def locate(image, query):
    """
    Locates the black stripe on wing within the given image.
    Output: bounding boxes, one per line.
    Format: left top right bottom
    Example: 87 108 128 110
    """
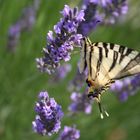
119 48 136 64
83 40 87 71
98 47 103 70
94 42 136 56
118 45 133 55
119 54 125 64
110 43 115 49
119 45 125 54
102 43 109 57
114 53 140 80
89 45 94 76
122 53 140 72
109 51 118 72
125 48 133 56
95 47 103 78
94 42 109 57
94 42 99 46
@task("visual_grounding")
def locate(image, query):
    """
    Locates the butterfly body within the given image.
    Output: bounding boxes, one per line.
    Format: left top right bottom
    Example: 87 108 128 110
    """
78 37 140 118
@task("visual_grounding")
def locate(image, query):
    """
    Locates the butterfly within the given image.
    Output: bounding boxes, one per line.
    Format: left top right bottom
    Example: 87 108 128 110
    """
78 37 140 118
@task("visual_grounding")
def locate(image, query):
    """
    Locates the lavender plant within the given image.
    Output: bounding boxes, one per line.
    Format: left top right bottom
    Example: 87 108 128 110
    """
78 0 128 36
110 74 140 102
68 69 87 92
32 1 138 139
32 91 64 136
68 91 92 114
7 0 40 52
36 5 85 74
7 23 21 52
50 64 72 82
58 126 80 140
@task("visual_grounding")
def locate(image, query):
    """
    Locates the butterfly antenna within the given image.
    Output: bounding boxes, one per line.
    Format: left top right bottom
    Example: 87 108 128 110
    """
88 91 109 119
97 94 109 119
102 106 109 117
98 101 104 119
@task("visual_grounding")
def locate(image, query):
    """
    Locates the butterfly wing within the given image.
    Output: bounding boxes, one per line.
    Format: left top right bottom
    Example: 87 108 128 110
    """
78 39 87 74
79 39 140 88
115 53 140 79
93 42 140 80
88 46 124 87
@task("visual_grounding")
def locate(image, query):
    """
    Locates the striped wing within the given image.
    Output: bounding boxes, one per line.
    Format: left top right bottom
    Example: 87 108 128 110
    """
93 42 140 80
78 39 140 87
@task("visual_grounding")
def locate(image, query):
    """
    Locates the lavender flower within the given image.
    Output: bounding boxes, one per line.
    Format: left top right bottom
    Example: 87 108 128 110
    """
99 0 128 24
78 0 128 35
36 5 85 74
32 91 64 136
7 23 21 52
57 64 71 79
50 64 72 82
58 126 80 140
78 1 100 36
110 74 140 102
68 69 87 91
68 91 92 114
7 0 40 52
19 6 36 31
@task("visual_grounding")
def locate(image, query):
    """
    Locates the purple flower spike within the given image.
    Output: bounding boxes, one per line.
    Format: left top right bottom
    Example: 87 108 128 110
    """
9 24 21 37
68 69 87 92
7 0 40 52
36 5 85 74
98 0 128 24
78 0 128 35
58 126 80 140
32 91 64 136
7 23 21 52
50 64 72 82
68 91 92 114
78 2 99 36
110 74 140 102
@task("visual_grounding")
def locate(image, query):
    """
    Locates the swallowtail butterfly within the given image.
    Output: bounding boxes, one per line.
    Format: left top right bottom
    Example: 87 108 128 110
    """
78 37 140 118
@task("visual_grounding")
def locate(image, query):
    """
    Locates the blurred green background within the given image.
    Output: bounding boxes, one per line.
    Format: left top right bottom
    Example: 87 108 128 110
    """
1 0 140 140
